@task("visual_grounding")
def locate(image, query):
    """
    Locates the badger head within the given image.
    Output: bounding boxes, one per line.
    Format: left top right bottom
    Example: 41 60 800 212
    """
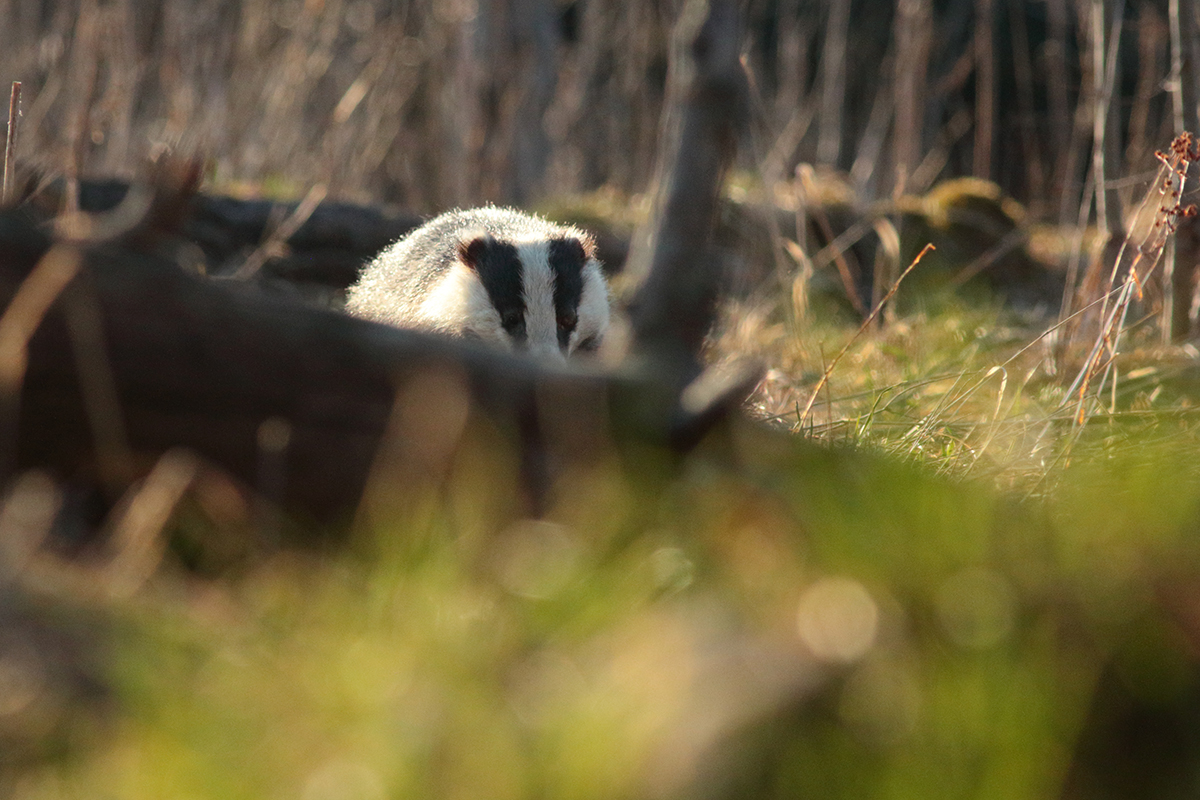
422 230 609 363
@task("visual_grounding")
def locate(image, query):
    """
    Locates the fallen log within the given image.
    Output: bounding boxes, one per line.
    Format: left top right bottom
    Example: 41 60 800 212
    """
20 176 424 287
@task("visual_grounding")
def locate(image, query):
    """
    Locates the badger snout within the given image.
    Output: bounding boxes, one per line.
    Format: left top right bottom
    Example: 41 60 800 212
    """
523 339 569 364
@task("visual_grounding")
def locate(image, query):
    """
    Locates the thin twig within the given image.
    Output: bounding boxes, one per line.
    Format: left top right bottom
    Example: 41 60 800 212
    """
104 450 199 598
1066 134 1198 427
2 81 20 206
232 183 328 280
1092 0 1128 238
797 164 866 315
798 243 935 426
974 0 996 179
891 0 929 193
0 247 84 483
816 0 850 166
65 1 102 218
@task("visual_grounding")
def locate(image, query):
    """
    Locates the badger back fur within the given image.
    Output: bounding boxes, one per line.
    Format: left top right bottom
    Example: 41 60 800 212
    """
345 207 610 361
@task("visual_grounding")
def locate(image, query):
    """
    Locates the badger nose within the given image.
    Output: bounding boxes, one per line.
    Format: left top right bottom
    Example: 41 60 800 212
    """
525 341 568 364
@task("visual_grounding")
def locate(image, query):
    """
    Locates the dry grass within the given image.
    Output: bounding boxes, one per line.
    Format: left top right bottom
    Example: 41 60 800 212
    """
722 296 1200 497
0 2 1184 218
711 135 1200 497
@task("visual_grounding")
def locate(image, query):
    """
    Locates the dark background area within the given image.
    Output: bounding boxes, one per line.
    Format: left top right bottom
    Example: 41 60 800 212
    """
0 0 1177 222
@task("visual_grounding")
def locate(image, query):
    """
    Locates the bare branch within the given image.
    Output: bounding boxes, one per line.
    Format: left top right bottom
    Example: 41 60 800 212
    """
623 0 747 382
2 82 19 207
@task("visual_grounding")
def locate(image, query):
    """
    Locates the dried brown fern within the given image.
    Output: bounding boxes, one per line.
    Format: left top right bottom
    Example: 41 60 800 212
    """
1064 132 1199 426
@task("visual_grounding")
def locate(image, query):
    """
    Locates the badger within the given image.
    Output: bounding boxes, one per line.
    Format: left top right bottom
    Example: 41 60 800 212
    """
345 206 610 362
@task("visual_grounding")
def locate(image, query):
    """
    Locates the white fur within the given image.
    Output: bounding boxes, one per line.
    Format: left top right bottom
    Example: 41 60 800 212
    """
515 240 561 361
416 262 509 347
574 260 611 351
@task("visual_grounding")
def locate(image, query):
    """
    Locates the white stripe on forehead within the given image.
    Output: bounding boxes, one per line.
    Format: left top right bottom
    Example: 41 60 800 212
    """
515 240 562 360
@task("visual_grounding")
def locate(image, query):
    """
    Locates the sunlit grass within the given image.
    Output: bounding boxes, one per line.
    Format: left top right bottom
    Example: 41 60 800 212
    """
713 280 1200 498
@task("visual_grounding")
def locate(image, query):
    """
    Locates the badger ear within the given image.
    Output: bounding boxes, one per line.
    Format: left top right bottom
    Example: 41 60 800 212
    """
579 233 597 261
456 235 490 271
553 235 595 263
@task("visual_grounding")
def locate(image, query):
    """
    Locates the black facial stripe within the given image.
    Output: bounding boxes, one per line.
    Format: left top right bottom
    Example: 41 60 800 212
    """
461 237 526 343
548 238 586 349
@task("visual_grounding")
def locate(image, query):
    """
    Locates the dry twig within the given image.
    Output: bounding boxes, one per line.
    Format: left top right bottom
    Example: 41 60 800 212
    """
1066 133 1199 425
233 182 328 280
798 243 935 426
2 81 19 205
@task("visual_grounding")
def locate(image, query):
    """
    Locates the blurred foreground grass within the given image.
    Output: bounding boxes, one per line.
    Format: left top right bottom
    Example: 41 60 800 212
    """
9 334 1200 798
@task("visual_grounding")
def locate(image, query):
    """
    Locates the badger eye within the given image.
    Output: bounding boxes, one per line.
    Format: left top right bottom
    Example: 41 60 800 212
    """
557 310 578 331
501 310 522 330
575 335 600 352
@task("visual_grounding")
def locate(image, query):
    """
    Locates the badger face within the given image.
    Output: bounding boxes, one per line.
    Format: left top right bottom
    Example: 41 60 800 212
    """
422 232 609 363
